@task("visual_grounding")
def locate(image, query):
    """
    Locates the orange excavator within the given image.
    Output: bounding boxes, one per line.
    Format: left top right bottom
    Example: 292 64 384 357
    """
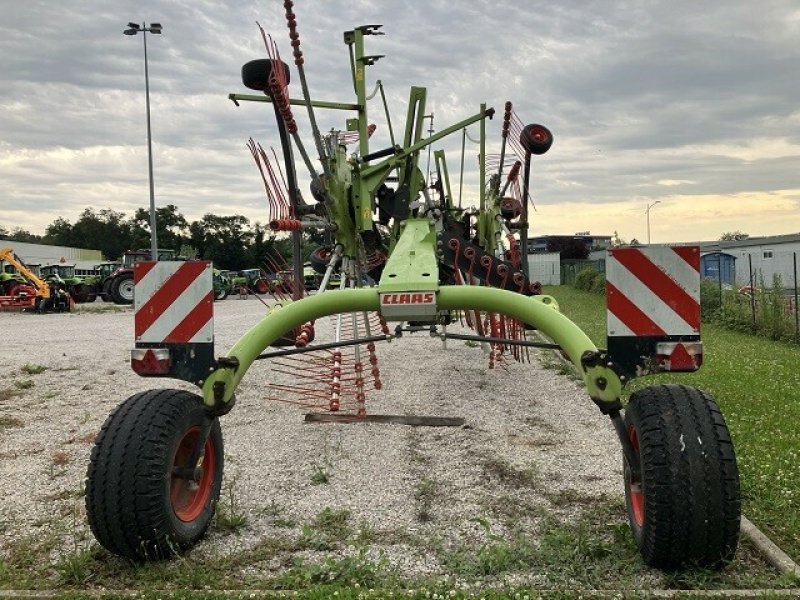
0 247 71 312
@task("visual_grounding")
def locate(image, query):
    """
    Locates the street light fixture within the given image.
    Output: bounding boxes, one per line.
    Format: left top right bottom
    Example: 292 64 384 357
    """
124 21 163 261
646 200 661 245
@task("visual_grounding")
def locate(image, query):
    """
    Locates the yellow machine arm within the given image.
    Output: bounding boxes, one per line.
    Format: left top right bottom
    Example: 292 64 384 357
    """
0 247 51 299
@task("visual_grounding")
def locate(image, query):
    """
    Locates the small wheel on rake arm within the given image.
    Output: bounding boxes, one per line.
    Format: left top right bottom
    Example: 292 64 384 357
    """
85 389 224 560
623 384 740 570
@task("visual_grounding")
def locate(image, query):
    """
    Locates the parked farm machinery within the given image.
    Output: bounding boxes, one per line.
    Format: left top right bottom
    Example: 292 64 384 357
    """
86 4 740 572
99 249 177 304
40 263 100 304
0 248 72 312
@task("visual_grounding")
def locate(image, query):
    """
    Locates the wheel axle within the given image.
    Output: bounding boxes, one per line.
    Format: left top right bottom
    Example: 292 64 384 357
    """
172 465 204 482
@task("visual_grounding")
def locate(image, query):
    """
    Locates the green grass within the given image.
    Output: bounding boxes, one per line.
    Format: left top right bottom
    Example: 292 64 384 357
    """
544 284 800 561
13 379 34 390
436 497 788 590
20 363 47 375
309 461 330 485
0 415 23 430
1 498 794 594
414 478 437 522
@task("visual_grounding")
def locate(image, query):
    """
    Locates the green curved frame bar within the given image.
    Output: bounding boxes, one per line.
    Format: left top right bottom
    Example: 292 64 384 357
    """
201 286 623 409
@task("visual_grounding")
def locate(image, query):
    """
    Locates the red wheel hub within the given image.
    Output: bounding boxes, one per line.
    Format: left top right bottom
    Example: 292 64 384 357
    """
627 425 644 527
170 426 216 522
529 126 550 143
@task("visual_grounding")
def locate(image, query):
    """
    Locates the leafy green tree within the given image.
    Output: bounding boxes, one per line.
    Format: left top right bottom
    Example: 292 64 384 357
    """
546 236 590 259
0 224 9 238
45 217 76 246
77 209 134 260
719 231 749 241
133 204 189 253
191 214 253 270
246 222 270 267
7 227 43 243
45 210 136 260
188 221 207 260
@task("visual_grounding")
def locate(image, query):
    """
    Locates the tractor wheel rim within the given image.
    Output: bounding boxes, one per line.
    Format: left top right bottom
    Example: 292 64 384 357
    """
170 426 216 522
121 280 135 300
255 280 268 293
626 425 645 528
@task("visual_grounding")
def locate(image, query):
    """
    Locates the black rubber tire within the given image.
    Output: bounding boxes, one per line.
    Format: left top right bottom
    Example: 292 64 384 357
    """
86 389 224 560
254 278 270 295
520 123 553 155
241 58 290 92
214 288 229 301
100 278 113 301
309 246 333 274
71 284 89 303
110 273 134 305
623 384 740 570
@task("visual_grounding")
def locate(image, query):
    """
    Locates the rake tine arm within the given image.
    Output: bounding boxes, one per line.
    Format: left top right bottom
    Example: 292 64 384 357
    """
496 101 512 190
247 138 278 219
283 0 331 179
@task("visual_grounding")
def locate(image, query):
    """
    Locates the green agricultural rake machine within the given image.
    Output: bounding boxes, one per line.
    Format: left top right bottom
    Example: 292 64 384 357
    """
86 2 740 571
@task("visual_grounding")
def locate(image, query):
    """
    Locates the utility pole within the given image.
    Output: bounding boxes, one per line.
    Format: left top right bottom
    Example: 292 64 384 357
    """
124 21 163 260
646 200 661 244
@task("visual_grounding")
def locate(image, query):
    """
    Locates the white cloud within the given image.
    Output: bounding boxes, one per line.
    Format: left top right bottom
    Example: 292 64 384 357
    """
1 0 800 242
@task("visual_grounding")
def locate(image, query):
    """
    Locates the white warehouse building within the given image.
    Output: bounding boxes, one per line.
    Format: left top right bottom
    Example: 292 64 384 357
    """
0 240 103 275
699 233 800 289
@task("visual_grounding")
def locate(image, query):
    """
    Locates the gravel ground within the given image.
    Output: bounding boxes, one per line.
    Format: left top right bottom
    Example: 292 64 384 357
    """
0 298 623 581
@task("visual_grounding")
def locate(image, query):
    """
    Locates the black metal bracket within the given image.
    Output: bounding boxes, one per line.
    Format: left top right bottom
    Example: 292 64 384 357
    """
609 409 641 481
204 383 236 418
253 334 392 361
393 325 436 338
441 332 561 349
216 356 240 371
438 224 540 296
173 414 213 482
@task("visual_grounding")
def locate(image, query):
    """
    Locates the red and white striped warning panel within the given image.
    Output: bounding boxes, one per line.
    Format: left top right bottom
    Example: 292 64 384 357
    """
607 246 700 337
134 261 214 344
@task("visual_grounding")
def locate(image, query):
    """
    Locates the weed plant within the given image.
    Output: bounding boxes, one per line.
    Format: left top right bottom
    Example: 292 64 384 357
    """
701 275 799 344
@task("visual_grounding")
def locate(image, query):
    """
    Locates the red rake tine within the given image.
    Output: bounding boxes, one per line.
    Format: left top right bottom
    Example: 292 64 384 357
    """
259 144 290 220
248 138 279 219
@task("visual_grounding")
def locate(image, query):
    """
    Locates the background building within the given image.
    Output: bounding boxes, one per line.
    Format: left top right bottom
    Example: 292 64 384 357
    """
0 240 103 275
699 233 800 289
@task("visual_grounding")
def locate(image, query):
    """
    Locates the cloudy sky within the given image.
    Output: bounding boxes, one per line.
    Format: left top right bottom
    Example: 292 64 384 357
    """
1 0 799 243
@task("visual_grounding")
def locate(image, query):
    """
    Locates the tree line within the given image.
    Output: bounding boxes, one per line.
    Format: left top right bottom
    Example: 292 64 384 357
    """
0 205 320 271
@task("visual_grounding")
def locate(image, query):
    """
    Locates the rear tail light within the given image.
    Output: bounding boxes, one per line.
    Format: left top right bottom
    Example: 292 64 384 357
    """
655 341 703 372
131 348 172 375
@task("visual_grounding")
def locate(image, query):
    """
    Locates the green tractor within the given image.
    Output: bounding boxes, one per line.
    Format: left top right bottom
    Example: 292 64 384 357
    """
231 268 272 295
40 264 97 303
0 263 28 296
212 269 233 300
272 263 320 293
93 261 122 302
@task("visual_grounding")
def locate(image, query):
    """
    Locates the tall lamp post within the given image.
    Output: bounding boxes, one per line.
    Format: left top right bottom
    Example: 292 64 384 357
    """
646 200 661 244
124 21 162 261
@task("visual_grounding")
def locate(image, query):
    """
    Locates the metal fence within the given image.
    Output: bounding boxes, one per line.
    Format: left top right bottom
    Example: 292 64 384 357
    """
706 250 799 342
560 258 606 286
559 248 799 341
